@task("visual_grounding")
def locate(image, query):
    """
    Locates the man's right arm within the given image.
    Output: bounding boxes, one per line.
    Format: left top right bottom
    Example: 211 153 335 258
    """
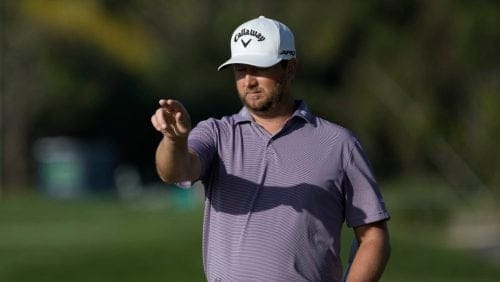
151 99 201 183
155 136 201 183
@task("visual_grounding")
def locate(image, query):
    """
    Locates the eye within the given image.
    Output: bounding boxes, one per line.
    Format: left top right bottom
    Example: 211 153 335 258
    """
233 66 246 74
259 66 273 71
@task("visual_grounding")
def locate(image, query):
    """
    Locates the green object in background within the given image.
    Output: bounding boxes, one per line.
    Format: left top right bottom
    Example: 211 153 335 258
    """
34 138 87 198
40 161 85 187
169 186 199 211
33 137 116 199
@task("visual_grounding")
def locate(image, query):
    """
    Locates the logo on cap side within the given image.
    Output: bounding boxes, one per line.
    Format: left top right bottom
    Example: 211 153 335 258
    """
280 50 296 56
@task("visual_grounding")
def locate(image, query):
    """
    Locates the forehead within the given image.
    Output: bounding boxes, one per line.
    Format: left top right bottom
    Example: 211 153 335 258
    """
232 63 281 72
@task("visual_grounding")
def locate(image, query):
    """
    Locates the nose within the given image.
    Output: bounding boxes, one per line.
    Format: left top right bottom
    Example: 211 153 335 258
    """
243 72 258 88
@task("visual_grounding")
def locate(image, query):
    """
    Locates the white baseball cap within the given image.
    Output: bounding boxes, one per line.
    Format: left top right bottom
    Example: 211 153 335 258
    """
218 16 296 71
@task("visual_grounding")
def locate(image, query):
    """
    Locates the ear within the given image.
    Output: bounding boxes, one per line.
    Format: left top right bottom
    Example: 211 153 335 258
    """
286 59 298 81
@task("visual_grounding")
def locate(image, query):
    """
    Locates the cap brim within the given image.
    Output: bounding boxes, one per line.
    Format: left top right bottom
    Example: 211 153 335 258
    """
217 55 282 71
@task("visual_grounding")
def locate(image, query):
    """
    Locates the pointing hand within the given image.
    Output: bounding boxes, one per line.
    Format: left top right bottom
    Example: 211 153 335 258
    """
151 99 191 139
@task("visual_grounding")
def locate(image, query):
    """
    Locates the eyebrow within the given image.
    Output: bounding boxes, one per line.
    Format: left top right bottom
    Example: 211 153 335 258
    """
233 65 276 71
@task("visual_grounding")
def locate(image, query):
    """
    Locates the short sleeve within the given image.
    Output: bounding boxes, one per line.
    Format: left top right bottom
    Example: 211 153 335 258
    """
343 139 390 227
187 119 218 181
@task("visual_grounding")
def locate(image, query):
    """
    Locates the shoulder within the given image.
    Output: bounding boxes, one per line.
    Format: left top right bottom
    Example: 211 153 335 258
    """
312 116 359 144
195 113 241 127
295 100 355 141
191 113 242 136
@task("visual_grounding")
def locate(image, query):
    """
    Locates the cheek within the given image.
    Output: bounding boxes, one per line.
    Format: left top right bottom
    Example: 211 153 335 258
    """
235 78 243 88
235 79 246 95
260 78 279 91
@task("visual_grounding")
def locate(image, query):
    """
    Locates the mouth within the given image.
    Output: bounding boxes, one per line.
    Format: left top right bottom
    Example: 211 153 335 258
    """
245 90 262 99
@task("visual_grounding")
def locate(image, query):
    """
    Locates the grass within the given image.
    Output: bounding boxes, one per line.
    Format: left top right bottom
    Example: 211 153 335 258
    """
0 193 205 282
1 180 499 282
380 177 500 282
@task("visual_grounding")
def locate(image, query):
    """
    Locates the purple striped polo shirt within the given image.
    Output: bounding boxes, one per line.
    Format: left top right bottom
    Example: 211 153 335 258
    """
187 100 389 281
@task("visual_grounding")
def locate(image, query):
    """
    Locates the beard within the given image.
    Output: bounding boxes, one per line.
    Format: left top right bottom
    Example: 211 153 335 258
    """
240 81 286 114
241 91 274 112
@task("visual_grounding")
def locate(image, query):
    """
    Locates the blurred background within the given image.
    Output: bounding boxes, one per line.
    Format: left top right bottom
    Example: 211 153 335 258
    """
1 0 499 281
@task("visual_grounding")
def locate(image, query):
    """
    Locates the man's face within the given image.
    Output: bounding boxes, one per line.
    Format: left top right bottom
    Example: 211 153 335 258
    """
233 62 291 114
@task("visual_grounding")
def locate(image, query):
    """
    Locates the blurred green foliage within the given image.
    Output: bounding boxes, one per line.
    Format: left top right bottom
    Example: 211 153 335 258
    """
1 0 499 193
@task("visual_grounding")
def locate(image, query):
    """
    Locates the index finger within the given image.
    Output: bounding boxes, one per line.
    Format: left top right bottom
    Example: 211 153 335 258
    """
159 99 187 114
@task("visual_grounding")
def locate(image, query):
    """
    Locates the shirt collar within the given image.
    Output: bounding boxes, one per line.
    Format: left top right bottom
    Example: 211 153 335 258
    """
292 100 315 124
234 100 315 124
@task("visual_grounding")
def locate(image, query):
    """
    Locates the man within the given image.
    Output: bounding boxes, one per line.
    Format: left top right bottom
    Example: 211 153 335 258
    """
151 16 390 281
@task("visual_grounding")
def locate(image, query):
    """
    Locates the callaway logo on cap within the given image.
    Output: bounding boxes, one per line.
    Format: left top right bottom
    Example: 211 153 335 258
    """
218 16 296 71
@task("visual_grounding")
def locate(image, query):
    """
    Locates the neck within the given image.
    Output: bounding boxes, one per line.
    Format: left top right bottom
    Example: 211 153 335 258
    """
250 98 296 135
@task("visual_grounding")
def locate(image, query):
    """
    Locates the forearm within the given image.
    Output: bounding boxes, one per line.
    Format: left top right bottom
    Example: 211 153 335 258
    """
347 240 390 281
155 136 197 183
347 222 391 282
151 99 199 184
